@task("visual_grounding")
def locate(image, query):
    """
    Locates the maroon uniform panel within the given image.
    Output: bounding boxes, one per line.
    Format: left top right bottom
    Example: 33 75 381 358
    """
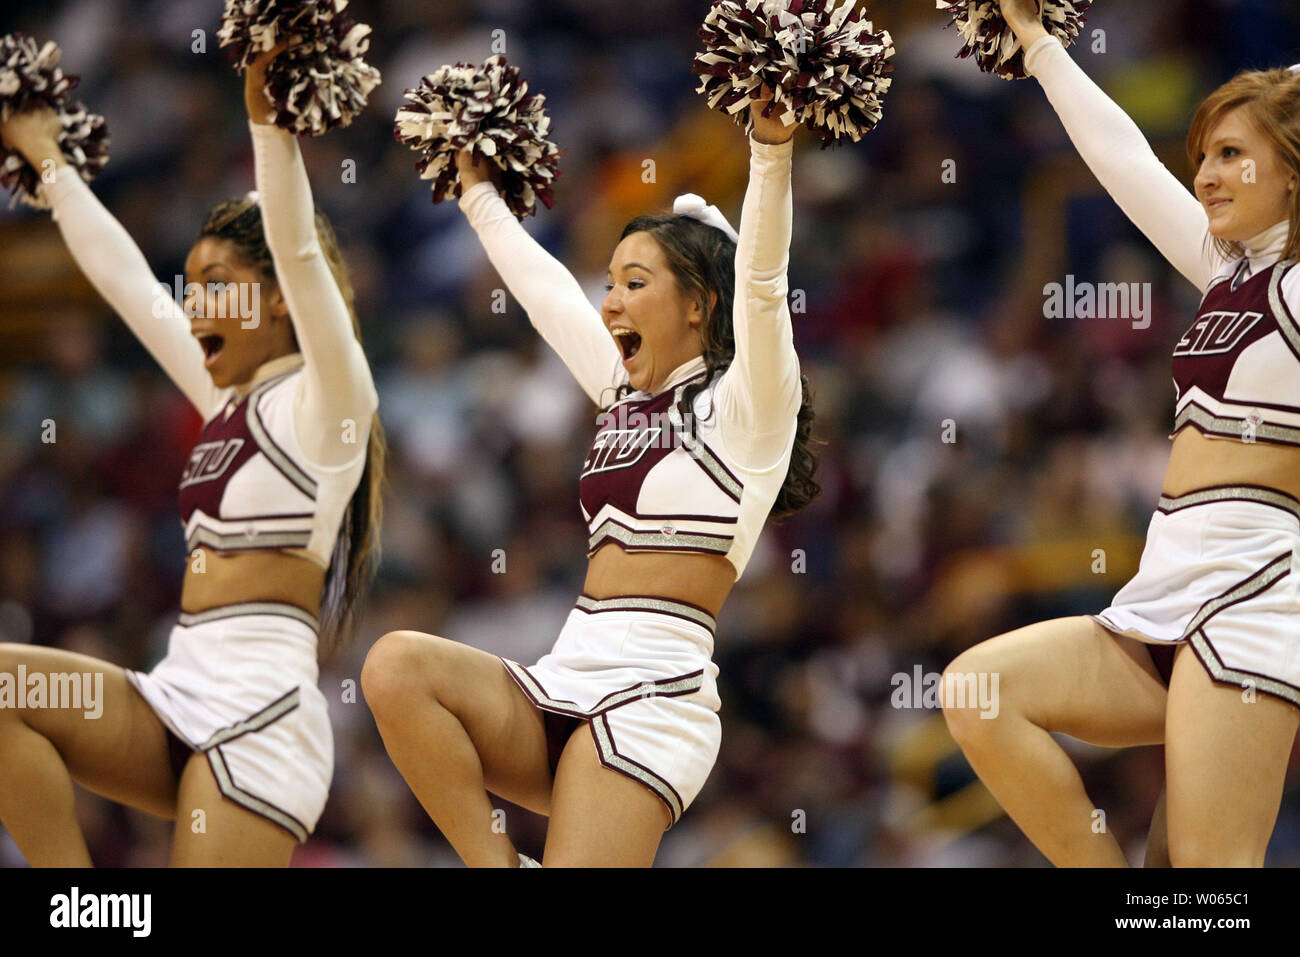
177 371 318 554
579 385 684 521
578 371 743 558
1171 262 1300 409
177 394 261 526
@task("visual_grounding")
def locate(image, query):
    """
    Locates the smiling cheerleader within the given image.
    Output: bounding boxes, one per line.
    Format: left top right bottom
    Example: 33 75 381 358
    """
940 0 1300 867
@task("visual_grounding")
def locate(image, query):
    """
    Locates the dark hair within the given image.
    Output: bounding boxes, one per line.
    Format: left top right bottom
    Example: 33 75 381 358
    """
616 214 819 517
199 197 388 654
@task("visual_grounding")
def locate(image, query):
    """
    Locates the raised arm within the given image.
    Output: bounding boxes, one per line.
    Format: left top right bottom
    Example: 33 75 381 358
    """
1 108 220 415
246 53 377 467
999 1 1220 291
457 154 627 408
715 108 802 470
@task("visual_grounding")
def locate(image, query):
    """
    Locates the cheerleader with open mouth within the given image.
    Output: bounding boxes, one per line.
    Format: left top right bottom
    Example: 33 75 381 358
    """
367 94 819 866
0 32 383 865
370 0 894 867
939 0 1300 866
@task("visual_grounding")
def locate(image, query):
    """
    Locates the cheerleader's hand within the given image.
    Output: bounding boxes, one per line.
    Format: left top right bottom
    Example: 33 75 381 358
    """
0 106 64 170
748 86 797 145
455 149 500 194
245 38 297 125
997 0 1050 47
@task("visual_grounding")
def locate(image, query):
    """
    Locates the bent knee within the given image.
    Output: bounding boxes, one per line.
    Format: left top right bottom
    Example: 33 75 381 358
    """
938 649 1009 739
361 631 447 716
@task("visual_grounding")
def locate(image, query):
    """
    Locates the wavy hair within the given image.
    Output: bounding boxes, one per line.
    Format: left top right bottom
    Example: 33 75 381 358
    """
615 214 819 517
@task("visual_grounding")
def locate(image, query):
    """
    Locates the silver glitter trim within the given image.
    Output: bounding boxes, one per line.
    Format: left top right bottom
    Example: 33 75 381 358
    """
201 689 301 749
502 659 584 716
186 526 313 553
575 594 717 633
1172 403 1300 446
667 382 743 502
590 672 705 713
1189 628 1300 708
246 380 318 500
1268 259 1300 357
1157 485 1300 524
1181 553 1291 639
503 658 705 716
591 713 683 824
206 746 309 843
177 601 320 631
588 519 731 555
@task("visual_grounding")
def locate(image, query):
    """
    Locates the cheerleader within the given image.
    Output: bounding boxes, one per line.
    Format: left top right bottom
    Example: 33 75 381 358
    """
940 0 1300 866
361 96 818 867
0 45 383 866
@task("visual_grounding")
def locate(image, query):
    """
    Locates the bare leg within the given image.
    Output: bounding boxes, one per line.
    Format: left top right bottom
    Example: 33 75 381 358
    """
1144 785 1170 867
362 631 553 867
1164 643 1299 866
0 644 177 866
542 723 671 867
169 754 298 866
941 617 1167 866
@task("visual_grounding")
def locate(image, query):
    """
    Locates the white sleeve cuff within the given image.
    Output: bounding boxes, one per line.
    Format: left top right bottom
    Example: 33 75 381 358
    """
1023 34 1065 77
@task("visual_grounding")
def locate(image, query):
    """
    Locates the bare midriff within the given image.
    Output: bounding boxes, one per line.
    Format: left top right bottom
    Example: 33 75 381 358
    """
583 544 737 619
1164 427 1300 501
180 548 325 618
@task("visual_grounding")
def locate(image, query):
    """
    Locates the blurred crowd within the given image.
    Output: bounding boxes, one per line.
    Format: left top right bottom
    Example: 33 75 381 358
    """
1 0 1299 867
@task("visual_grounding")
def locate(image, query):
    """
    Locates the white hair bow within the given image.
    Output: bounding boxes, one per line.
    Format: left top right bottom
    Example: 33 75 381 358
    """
673 193 739 243
244 190 261 204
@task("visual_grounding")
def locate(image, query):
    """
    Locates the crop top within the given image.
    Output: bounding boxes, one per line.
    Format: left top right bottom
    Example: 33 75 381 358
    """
41 121 378 569
1024 35 1300 445
459 137 802 579
579 357 744 560
1172 251 1300 445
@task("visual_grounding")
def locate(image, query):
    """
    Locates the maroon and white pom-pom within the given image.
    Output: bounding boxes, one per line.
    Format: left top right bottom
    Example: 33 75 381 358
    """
693 0 894 148
393 55 561 220
218 0 381 135
0 34 109 210
938 0 1092 79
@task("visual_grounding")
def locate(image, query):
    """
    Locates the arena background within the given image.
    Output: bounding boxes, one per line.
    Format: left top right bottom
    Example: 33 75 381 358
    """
1 0 1298 867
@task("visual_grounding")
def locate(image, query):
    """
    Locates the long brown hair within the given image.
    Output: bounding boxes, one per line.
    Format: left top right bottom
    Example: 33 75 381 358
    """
199 197 387 652
615 214 820 517
1187 67 1300 262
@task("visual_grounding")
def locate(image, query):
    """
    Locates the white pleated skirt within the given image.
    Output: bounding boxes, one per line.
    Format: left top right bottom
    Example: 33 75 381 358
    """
499 594 722 827
1093 485 1300 708
126 602 333 842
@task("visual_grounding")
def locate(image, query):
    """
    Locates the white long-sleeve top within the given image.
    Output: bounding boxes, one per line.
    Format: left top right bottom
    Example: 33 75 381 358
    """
458 137 802 578
41 122 377 570
1023 35 1294 291
1025 36 1300 449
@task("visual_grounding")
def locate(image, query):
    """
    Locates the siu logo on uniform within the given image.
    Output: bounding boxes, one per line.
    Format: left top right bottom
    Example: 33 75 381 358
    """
1173 310 1263 357
581 427 662 478
179 439 245 489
